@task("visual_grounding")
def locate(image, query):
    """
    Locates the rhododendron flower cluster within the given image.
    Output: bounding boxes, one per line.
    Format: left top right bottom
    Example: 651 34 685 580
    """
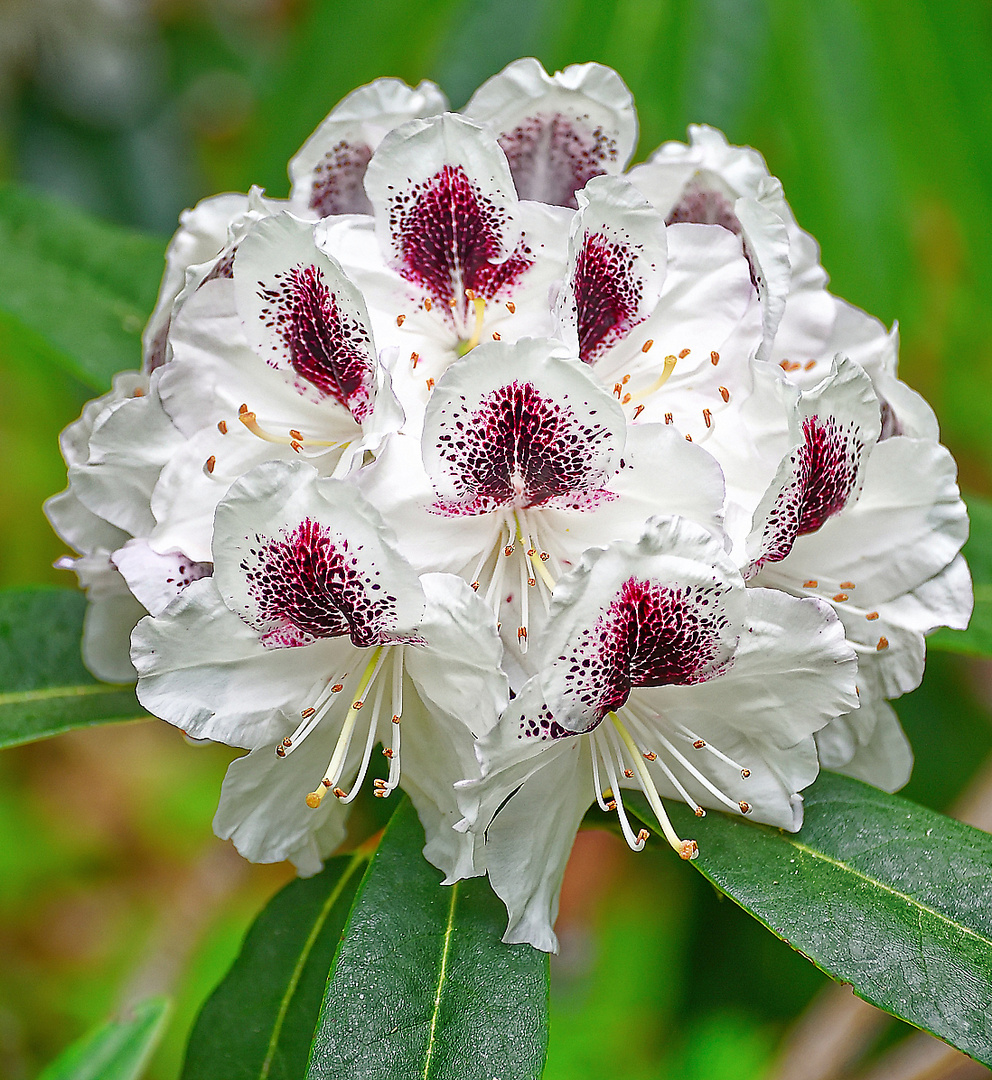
47 58 971 951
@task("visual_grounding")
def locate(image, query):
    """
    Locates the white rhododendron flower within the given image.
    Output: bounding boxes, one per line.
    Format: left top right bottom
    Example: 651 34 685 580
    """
457 518 858 951
48 57 971 950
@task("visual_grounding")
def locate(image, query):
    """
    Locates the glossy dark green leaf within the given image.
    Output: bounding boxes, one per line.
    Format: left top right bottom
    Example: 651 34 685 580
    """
635 772 992 1065
0 587 144 749
930 493 992 657
308 798 549 1080
37 996 170 1080
0 185 164 392
182 853 368 1080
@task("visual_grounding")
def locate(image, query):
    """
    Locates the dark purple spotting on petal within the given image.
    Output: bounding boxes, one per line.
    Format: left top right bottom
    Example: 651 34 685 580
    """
240 518 401 649
202 248 236 283
521 702 581 741
256 263 374 421
753 413 865 570
499 113 618 208
573 230 647 365
144 321 170 374
386 164 532 315
797 415 863 534
309 141 374 216
560 577 734 727
667 185 760 290
666 186 742 234
431 380 617 515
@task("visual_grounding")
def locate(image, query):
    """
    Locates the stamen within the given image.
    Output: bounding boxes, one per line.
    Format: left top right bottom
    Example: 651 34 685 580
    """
597 727 646 852
608 714 693 857
338 673 387 804
239 410 344 449
591 741 613 812
656 732 741 813
278 678 347 757
306 647 388 807
674 721 750 776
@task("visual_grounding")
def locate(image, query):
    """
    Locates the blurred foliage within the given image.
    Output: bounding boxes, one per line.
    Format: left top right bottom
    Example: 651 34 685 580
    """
1 0 991 1078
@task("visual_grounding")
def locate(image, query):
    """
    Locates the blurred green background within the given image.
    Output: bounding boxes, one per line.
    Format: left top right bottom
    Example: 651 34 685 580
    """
1 1 991 1077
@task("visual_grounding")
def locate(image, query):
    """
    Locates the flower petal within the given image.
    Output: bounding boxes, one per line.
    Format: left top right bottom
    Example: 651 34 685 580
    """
234 212 377 422
746 357 881 572
464 58 637 208
289 78 447 217
111 537 211 617
133 577 347 747
213 460 426 649
540 519 746 732
422 338 626 515
555 175 667 365
364 113 532 316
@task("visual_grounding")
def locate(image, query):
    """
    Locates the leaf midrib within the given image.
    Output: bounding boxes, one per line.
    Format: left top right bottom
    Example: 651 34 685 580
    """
422 882 459 1080
785 837 992 948
0 683 130 706
259 853 367 1080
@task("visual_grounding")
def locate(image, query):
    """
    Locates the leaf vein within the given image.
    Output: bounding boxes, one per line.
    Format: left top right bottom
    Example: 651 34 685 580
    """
789 838 992 947
259 852 366 1080
422 882 459 1080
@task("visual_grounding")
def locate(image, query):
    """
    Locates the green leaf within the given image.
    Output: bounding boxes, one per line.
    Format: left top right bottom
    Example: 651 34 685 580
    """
308 798 549 1080
182 852 369 1080
930 493 992 657
646 772 992 1066
37 996 170 1080
0 185 164 392
0 587 145 749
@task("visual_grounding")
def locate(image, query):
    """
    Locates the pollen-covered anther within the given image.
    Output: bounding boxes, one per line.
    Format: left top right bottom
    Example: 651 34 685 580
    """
426 378 435 391
805 360 817 371
290 429 303 441
623 768 633 778
331 683 343 693
636 828 650 843
471 581 480 591
632 404 645 420
539 552 550 562
685 434 692 442
840 581 856 589
506 301 515 313
518 627 527 642
622 393 632 405
396 314 406 327
679 839 699 861
383 747 394 758
702 409 712 429
679 348 691 359
692 739 706 749
719 386 730 402
739 801 752 814
504 544 514 556
607 799 617 811
643 751 657 761
866 611 879 621
411 351 420 367
694 806 706 817
391 714 401 724
283 735 295 746
710 351 720 366
877 636 889 650
217 420 228 434
275 745 286 758
803 580 818 589
424 297 433 311
492 332 501 341
204 456 216 474
642 339 654 353
665 413 673 425
741 768 751 778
